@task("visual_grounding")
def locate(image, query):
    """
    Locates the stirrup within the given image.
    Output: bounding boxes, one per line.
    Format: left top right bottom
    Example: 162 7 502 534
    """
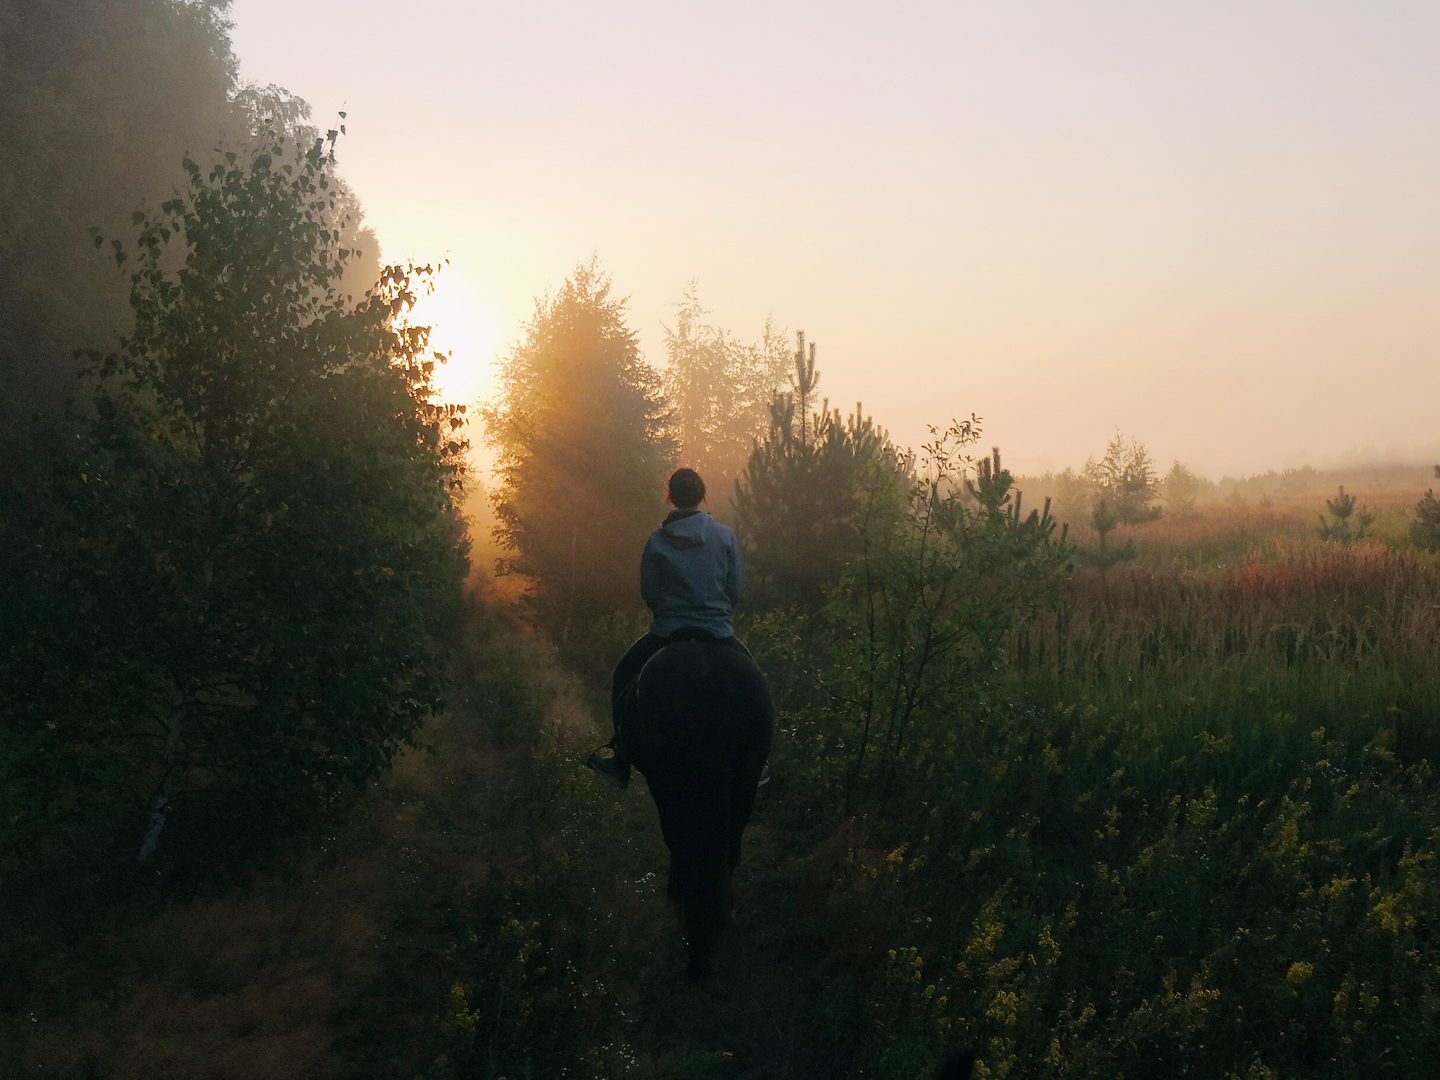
586 749 630 790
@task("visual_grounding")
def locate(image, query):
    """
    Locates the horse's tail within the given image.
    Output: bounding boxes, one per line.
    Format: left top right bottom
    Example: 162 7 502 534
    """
676 769 733 980
662 660 735 979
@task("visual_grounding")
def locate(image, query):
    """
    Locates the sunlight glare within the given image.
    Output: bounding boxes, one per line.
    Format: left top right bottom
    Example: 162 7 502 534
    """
408 268 502 408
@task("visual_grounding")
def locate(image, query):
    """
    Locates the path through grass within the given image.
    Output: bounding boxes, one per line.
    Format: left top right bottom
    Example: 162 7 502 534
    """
6 630 827 1079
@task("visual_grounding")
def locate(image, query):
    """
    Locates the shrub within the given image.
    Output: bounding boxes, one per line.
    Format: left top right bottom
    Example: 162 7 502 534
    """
1409 488 1440 551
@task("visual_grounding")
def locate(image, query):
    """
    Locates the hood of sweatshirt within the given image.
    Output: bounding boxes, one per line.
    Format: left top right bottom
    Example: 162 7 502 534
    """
658 509 711 550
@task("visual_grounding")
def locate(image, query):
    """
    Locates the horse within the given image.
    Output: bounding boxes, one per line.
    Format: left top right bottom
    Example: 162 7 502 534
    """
625 638 774 980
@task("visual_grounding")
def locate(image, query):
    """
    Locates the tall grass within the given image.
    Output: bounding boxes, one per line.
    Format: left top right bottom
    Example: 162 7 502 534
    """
1013 539 1440 743
751 526 1440 1076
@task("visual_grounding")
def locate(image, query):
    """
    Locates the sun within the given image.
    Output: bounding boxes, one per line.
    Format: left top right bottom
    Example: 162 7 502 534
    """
406 267 502 408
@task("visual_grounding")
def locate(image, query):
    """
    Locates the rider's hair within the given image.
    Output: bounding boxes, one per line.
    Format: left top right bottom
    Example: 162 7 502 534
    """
667 467 706 509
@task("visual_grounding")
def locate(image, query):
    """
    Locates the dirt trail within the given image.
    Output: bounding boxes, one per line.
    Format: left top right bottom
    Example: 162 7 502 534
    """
5 648 831 1079
525 683 822 1079
612 810 814 1078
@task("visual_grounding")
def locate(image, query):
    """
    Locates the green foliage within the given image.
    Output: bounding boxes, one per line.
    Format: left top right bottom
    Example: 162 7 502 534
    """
10 500 1440 1077
661 284 788 500
814 694 1440 1079
1070 434 1162 569
482 260 675 641
1084 432 1163 527
778 424 1070 813
1163 458 1205 518
767 543 1440 1075
1317 485 1375 543
1409 488 1440 551
228 84 382 302
756 495 1440 1077
733 333 899 609
1081 498 1138 568
0 128 466 868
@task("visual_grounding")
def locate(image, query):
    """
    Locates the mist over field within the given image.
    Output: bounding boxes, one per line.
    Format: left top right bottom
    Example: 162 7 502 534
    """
5 3 1440 1078
228 0 1440 481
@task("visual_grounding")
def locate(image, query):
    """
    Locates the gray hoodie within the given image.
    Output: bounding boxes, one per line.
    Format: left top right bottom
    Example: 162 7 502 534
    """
641 510 744 638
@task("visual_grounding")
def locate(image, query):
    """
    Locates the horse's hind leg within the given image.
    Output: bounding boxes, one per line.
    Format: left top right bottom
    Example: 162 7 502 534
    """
727 773 759 869
726 716 770 868
667 850 726 981
685 884 726 982
674 783 733 980
686 941 714 982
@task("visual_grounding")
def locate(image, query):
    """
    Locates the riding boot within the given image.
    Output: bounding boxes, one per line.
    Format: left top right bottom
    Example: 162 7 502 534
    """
587 749 630 789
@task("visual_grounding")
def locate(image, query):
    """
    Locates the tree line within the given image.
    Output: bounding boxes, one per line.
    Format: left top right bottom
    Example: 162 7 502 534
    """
482 259 1077 813
0 0 378 480
1 1 452 880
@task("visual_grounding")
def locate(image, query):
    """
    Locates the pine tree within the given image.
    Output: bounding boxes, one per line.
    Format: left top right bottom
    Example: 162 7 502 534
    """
1083 433 1163 526
1410 489 1440 551
1163 459 1204 518
1085 499 1137 568
483 261 674 638
1318 485 1375 543
733 334 900 609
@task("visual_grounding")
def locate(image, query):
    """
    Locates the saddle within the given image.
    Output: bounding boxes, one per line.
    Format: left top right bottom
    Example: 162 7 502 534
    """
662 627 723 645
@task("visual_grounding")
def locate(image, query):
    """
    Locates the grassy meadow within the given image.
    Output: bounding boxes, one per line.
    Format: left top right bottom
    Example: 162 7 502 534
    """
7 473 1440 1079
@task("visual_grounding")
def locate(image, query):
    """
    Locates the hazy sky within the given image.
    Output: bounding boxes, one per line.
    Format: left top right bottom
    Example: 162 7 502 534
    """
231 0 1440 478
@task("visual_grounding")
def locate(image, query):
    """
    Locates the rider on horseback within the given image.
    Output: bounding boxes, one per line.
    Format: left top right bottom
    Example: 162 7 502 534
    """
587 467 753 789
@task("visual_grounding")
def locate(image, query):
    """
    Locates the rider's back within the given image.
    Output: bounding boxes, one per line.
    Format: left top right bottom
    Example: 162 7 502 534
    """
641 510 743 639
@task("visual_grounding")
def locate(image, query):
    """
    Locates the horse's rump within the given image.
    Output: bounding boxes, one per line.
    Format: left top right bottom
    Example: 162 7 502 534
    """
629 640 772 788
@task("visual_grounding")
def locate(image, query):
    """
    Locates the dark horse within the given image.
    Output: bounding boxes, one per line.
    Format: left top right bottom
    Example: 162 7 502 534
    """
625 639 773 980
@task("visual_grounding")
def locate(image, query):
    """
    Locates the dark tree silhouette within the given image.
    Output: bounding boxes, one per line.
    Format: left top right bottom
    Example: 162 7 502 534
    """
733 333 897 609
1 129 466 866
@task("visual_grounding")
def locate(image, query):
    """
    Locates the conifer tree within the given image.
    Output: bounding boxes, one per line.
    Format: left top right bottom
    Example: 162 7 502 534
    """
733 334 900 609
1163 459 1204 518
1085 499 1137 568
1318 485 1375 543
483 261 674 638
1410 489 1440 551
1083 433 1163 526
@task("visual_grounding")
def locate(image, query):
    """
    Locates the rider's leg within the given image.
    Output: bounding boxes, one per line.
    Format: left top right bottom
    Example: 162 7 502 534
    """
609 633 667 761
591 634 665 789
